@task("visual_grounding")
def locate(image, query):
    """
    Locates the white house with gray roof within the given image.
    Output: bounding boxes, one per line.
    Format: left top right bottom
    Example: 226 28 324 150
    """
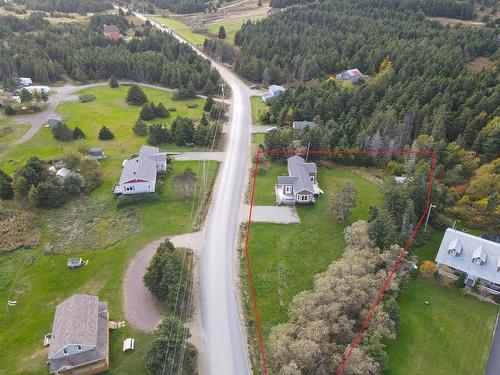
47 294 109 374
275 155 322 205
262 85 285 104
435 228 500 295
113 145 167 195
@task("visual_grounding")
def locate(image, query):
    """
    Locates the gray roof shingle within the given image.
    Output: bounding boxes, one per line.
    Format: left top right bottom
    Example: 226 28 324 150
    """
284 155 315 193
436 229 500 284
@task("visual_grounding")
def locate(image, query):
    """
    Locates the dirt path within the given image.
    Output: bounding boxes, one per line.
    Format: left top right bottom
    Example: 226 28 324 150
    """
123 232 202 333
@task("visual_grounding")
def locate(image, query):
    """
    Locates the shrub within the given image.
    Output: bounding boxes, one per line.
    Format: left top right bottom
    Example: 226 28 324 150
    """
420 260 437 277
168 107 177 112
0 176 14 200
51 122 74 141
4 104 16 115
186 103 198 109
109 74 119 88
126 84 147 105
140 103 156 120
455 273 465 288
79 93 96 103
133 119 148 136
62 172 86 196
98 126 114 140
116 192 159 208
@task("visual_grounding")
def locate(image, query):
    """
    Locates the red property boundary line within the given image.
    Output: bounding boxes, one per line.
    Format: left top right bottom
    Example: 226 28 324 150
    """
243 149 436 375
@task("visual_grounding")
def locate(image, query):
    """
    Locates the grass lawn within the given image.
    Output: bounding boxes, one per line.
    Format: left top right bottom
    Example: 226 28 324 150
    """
150 16 207 46
0 85 206 174
206 16 264 44
0 159 218 375
385 277 498 375
250 95 268 124
0 84 219 374
247 161 384 340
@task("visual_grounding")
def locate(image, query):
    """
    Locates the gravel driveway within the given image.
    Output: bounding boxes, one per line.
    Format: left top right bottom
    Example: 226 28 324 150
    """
241 205 301 224
123 232 202 333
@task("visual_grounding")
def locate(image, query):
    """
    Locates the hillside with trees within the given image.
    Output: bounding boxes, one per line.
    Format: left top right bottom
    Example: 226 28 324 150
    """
0 13 221 95
237 0 498 230
14 0 113 13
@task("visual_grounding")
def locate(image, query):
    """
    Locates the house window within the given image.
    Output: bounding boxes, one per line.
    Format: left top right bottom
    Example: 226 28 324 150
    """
63 348 68 355
310 175 315 182
285 185 292 195
77 345 82 351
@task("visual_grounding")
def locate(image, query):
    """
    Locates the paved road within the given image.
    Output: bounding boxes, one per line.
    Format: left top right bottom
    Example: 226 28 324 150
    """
485 313 500 375
140 13 252 375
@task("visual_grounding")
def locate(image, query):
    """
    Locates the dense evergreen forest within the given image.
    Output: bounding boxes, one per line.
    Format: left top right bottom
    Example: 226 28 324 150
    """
235 0 498 155
126 0 213 14
0 13 221 95
13 0 113 13
270 0 477 20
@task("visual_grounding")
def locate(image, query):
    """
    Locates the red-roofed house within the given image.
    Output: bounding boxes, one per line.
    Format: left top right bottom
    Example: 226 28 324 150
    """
103 25 121 41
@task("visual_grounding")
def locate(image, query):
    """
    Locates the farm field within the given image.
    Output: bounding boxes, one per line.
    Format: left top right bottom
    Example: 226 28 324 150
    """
0 85 219 375
246 161 384 340
385 277 498 375
206 16 264 44
150 16 207 46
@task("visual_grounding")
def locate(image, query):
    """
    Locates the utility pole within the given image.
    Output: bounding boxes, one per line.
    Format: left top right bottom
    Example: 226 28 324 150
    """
424 203 436 232
305 141 311 162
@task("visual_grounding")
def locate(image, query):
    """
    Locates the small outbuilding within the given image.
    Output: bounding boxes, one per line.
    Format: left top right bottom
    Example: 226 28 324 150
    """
56 167 71 179
18 77 32 87
88 148 105 161
292 121 317 132
262 85 285 104
335 69 363 84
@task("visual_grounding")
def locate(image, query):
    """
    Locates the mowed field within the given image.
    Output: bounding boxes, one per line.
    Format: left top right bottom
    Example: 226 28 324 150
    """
150 16 207 45
246 161 384 340
385 277 498 375
0 85 218 374
206 16 264 44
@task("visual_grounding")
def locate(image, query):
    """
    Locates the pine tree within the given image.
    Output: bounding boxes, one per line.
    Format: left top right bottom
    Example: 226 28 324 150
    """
126 84 147 105
218 26 226 39
73 126 85 139
133 119 149 136
140 103 156 120
204 96 214 112
109 74 119 88
98 126 114 140
20 88 33 104
200 113 209 127
155 102 169 118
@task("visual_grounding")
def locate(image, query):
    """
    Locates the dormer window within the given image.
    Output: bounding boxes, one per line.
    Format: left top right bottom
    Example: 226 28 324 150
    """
497 259 500 272
77 345 82 351
447 238 462 256
472 246 487 265
62 348 68 355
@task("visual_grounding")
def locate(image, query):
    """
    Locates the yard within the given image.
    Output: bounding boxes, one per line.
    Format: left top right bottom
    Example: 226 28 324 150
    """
385 277 498 375
246 161 384 340
250 95 268 124
0 84 219 374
